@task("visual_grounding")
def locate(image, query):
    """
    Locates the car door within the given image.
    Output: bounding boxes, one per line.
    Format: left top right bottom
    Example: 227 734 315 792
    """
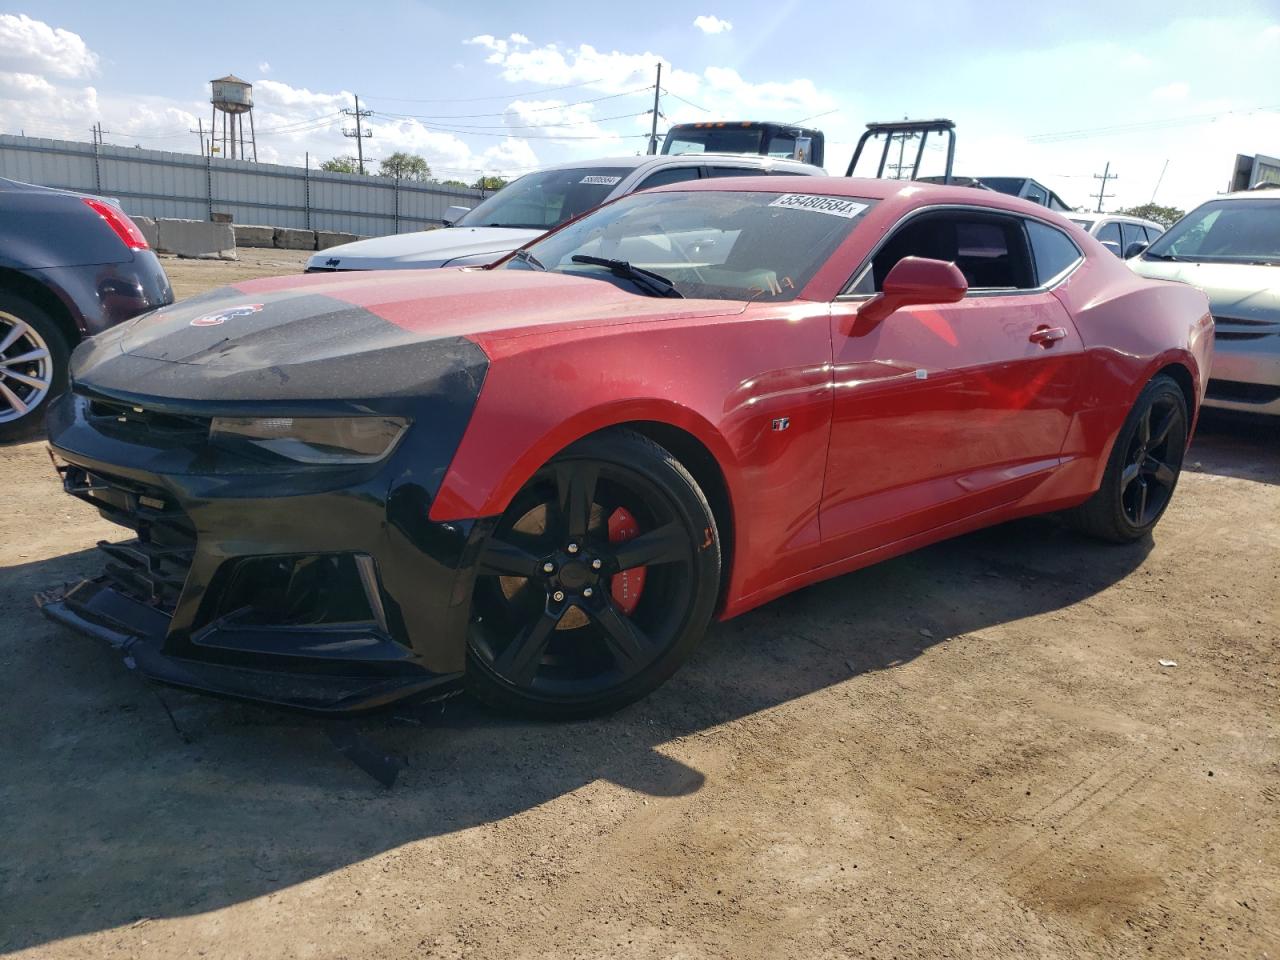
821 209 1085 556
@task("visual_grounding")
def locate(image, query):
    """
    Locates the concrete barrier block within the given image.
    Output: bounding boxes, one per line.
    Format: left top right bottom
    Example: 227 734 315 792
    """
273 227 317 250
155 219 237 260
315 230 361 250
234 224 276 248
130 216 158 249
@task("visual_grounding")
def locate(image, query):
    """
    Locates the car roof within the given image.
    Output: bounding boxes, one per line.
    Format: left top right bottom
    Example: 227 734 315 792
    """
531 154 824 175
1214 188 1280 201
646 174 1085 218
1069 211 1162 228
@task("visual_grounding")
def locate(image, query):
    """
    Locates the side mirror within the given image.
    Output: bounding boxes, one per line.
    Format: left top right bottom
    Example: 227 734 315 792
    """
1123 240 1149 259
442 204 473 226
1100 240 1122 257
850 257 968 334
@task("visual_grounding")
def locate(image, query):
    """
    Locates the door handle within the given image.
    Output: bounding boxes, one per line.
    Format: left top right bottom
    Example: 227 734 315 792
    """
1029 325 1068 347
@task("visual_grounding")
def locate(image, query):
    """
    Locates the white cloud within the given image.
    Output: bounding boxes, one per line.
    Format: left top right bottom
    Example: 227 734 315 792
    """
0 13 97 79
693 15 733 34
0 71 55 99
258 61 271 75
1151 81 1190 101
466 33 533 64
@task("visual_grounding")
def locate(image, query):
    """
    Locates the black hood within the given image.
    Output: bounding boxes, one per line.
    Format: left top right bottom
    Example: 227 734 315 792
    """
71 286 488 405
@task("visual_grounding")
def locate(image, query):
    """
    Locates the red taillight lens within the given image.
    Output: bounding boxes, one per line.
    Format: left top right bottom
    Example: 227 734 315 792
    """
81 197 149 250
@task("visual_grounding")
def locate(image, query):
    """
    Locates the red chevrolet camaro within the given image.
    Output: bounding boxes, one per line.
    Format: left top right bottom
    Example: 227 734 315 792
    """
43 177 1213 719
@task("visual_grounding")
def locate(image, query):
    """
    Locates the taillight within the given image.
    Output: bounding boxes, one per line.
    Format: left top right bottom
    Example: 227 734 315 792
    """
81 197 149 250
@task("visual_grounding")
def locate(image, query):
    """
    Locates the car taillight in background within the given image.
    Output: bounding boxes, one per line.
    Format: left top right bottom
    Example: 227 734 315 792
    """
81 197 150 250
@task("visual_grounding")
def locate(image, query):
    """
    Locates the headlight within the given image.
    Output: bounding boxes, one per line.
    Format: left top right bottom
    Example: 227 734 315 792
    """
209 416 409 464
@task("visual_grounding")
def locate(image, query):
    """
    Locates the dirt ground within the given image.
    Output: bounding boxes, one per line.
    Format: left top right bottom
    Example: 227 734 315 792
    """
1 251 1277 959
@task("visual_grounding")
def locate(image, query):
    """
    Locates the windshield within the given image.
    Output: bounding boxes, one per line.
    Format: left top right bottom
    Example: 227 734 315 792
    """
664 128 765 156
1145 198 1280 263
505 190 875 302
456 167 632 230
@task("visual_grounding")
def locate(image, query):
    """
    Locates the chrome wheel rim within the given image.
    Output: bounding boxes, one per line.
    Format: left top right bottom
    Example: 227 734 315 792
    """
0 311 53 424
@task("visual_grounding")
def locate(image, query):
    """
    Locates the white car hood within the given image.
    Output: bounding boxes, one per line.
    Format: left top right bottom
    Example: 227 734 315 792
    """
306 226 544 271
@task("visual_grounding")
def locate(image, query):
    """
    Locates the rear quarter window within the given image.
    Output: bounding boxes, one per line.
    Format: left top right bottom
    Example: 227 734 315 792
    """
1025 220 1083 284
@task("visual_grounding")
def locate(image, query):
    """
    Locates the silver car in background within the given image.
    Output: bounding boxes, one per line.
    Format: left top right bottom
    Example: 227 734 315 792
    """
305 154 825 273
1129 189 1280 415
1069 211 1165 258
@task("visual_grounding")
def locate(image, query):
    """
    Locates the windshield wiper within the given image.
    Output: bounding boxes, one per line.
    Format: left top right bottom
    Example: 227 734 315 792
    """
1143 252 1187 261
569 255 684 298
511 248 546 271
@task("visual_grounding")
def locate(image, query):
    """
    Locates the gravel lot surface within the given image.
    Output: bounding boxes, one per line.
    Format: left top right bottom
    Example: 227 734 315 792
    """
2 251 1276 959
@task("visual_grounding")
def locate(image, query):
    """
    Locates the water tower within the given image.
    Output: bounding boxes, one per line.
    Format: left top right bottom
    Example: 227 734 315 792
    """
209 74 257 161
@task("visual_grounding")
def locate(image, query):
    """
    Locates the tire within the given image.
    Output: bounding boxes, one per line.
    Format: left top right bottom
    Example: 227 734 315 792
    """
0 293 70 443
466 428 722 719
1068 374 1188 543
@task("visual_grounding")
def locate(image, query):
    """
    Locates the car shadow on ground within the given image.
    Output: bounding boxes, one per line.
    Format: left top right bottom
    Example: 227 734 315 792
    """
2 518 1153 951
1187 409 1280 487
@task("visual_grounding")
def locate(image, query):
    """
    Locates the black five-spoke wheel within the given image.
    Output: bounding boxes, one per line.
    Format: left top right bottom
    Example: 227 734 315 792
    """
1069 374 1189 543
466 429 721 718
1119 392 1182 527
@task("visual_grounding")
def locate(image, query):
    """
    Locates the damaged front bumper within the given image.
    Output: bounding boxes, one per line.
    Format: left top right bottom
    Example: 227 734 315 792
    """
38 390 495 715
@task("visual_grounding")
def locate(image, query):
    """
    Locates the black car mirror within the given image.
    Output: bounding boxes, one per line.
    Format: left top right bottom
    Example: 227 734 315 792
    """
1123 240 1149 259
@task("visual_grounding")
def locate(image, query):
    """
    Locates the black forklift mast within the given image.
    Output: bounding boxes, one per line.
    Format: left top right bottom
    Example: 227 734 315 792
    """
845 118 956 183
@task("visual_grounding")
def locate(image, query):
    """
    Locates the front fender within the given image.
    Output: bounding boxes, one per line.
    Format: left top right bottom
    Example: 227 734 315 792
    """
429 394 739 522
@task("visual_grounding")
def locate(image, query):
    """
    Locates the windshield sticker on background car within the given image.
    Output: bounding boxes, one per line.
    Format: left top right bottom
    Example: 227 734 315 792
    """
579 175 623 185
769 194 868 219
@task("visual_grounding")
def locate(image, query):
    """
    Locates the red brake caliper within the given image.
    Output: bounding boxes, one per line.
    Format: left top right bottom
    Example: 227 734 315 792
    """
607 507 646 615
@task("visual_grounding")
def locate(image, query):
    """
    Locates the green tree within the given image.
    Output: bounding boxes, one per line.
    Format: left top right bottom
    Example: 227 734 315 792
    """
1115 203 1186 229
379 151 432 181
440 179 469 189
319 156 362 174
472 175 508 191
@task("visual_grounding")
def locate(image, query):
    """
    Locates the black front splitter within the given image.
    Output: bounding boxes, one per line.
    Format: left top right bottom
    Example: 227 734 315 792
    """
37 578 465 716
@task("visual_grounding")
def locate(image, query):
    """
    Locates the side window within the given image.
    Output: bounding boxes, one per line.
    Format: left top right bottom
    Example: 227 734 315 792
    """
861 211 1036 293
1096 221 1123 255
1143 225 1163 243
1025 220 1083 285
1024 183 1048 206
635 167 701 191
1120 222 1147 254
706 166 769 178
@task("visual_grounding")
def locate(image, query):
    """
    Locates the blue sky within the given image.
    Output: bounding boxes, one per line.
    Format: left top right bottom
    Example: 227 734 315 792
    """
2 1 1277 210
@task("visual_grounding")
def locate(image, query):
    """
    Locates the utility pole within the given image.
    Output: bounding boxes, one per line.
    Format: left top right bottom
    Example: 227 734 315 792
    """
1092 161 1117 213
647 63 662 155
342 95 373 174
1150 158 1169 203
190 118 206 157
886 128 920 179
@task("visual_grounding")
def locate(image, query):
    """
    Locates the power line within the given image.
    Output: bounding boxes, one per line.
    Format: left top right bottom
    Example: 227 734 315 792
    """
370 86 652 121
360 78 608 103
372 110 649 132
661 88 710 113
1029 104 1280 143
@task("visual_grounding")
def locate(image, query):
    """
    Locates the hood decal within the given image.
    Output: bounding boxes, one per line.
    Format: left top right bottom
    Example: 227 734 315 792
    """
188 303 263 327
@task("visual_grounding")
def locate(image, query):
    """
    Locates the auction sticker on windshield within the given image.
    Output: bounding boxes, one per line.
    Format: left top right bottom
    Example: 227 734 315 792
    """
769 194 868 218
580 175 623 185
